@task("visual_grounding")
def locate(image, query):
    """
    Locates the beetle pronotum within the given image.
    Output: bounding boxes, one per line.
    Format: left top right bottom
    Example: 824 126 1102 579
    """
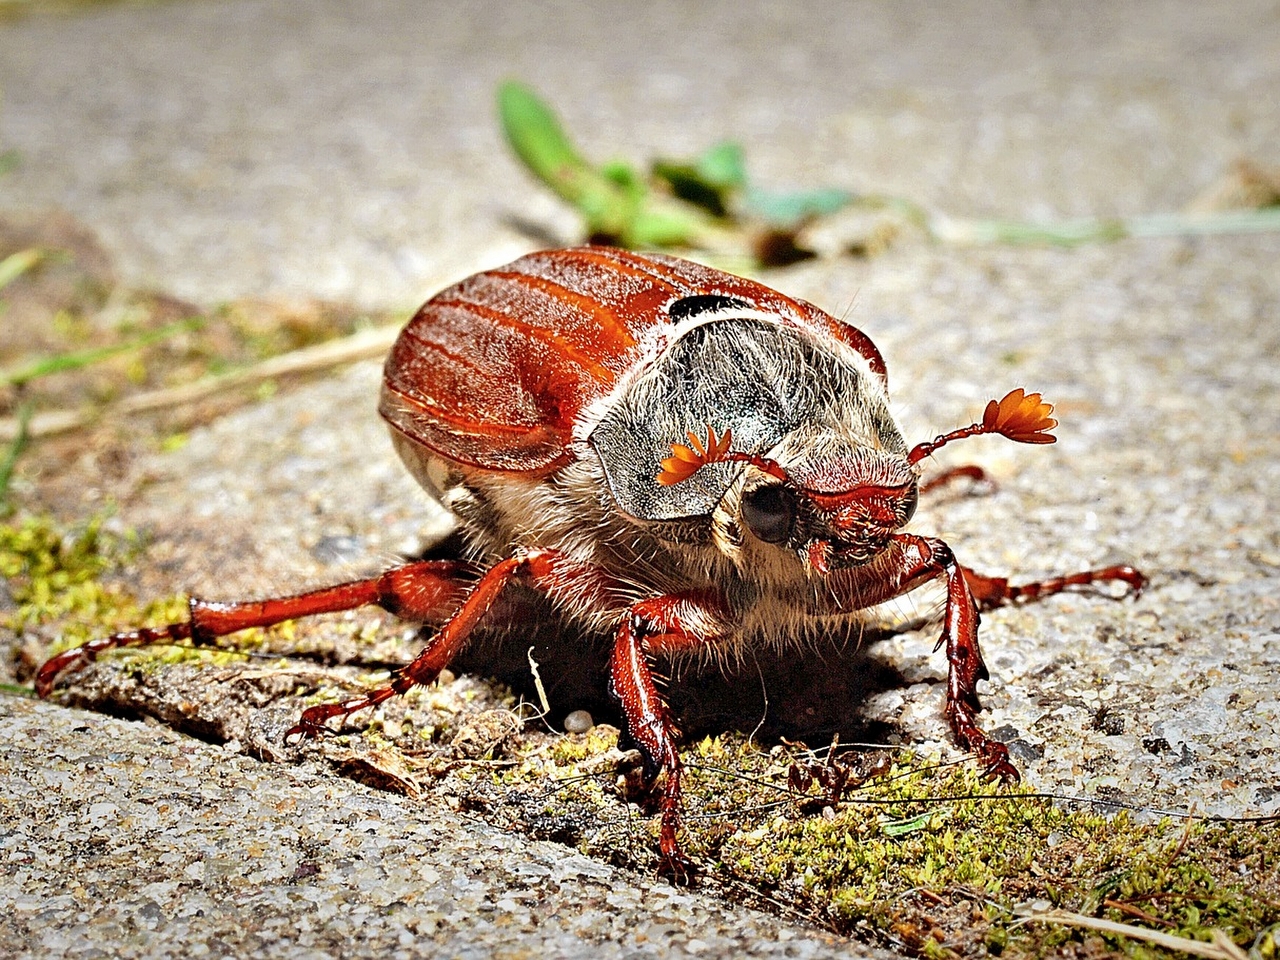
37 247 1144 877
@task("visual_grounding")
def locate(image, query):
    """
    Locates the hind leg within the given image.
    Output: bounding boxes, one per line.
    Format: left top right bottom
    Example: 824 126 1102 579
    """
35 559 473 697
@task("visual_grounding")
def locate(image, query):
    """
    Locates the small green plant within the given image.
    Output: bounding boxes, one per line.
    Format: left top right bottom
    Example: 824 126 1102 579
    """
498 80 1280 261
498 80 854 265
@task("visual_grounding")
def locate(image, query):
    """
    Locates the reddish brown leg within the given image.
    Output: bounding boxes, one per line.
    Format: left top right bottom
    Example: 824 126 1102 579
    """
888 534 1019 781
609 593 724 882
961 564 1146 611
919 464 993 496
287 549 620 739
35 560 472 698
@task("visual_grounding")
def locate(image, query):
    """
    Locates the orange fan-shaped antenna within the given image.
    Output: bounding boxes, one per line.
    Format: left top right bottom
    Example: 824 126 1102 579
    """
656 425 734 486
980 388 1057 444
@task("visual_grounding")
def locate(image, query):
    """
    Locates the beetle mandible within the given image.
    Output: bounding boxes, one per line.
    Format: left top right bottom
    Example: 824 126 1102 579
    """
37 247 1145 878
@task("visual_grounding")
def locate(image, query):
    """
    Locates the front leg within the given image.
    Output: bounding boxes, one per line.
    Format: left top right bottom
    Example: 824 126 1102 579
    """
838 535 1019 781
921 538 1020 781
608 592 727 881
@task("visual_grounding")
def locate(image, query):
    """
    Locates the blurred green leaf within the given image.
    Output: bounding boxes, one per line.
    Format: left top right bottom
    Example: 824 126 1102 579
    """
496 80 588 189
498 80 710 248
695 141 747 190
743 186 855 228
653 142 748 217
0 401 32 514
497 79 628 237
651 160 731 217
599 159 643 192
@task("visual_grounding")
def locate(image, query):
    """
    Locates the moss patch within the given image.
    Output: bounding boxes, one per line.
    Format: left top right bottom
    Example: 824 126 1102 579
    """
0 513 186 651
0 513 265 689
437 728 1279 959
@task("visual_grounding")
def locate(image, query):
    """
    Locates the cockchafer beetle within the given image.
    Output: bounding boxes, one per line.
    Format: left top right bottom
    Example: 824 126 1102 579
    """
37 246 1144 878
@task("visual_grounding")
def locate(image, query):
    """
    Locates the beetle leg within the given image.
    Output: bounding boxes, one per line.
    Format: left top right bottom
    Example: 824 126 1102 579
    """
919 464 993 496
836 539 1145 779
872 535 1020 781
286 549 618 739
961 564 1147 610
609 594 725 882
35 560 473 698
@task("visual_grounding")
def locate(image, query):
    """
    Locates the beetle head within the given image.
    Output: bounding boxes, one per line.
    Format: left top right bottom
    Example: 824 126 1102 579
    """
588 313 916 578
667 385 1060 577
708 430 920 576
586 308 1056 579
588 316 896 525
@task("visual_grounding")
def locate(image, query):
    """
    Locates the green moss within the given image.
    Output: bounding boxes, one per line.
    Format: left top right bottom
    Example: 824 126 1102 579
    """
1 513 128 621
472 727 1278 959
1 512 189 667
547 724 621 764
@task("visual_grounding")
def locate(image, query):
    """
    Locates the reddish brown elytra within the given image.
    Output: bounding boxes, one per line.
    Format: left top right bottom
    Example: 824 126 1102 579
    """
36 247 1145 880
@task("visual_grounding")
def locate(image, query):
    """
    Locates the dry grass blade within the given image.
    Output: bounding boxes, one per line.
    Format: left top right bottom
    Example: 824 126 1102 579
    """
0 317 204 388
1016 908 1249 960
0 247 43 291
0 324 400 442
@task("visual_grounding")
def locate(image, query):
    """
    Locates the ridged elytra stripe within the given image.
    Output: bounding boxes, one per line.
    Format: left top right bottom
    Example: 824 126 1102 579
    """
427 297 615 382
485 269 640 354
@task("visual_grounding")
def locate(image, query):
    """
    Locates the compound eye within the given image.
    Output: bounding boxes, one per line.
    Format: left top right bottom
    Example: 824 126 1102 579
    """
741 485 798 544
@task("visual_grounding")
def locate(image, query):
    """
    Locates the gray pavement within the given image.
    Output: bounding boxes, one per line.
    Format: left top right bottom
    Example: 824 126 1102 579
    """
1 696 859 960
2 1 1279 957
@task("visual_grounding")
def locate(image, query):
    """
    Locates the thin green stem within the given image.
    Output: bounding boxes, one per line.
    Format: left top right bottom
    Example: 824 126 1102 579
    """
0 316 204 388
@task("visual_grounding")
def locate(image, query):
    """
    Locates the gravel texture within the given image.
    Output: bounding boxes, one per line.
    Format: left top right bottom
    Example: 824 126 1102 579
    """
2 0 1279 957
0 696 859 960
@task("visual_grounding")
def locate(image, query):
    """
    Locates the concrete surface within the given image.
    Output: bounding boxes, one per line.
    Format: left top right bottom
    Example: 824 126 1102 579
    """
2 0 1279 957
1 696 861 960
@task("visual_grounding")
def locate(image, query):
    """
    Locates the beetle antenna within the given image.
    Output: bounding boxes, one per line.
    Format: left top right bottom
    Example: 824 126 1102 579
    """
907 388 1057 465
656 424 791 486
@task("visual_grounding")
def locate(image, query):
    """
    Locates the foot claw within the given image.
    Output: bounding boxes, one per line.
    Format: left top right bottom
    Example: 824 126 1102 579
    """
284 723 322 744
658 849 695 885
284 710 335 744
977 742 1020 783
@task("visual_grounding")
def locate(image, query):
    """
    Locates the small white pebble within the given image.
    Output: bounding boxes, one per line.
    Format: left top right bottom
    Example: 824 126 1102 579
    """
563 710 594 734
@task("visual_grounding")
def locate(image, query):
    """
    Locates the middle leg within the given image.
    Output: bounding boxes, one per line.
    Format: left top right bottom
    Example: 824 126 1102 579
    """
962 564 1146 611
287 549 619 738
